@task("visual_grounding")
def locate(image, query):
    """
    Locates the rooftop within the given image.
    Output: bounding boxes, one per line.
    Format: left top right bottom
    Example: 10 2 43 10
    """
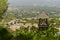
38 12 49 19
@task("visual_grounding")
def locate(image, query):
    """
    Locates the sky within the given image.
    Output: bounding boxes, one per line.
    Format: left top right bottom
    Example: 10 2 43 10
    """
8 0 60 6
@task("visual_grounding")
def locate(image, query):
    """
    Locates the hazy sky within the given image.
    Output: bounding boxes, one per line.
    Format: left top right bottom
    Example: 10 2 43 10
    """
8 0 60 6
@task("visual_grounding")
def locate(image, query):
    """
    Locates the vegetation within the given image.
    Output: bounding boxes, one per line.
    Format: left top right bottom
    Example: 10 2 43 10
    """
0 0 60 40
0 25 59 40
16 25 59 40
0 25 13 40
0 0 8 19
0 19 60 40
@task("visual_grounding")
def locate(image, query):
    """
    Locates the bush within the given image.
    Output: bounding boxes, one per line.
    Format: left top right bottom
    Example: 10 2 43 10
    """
0 24 60 40
16 25 59 40
0 25 13 40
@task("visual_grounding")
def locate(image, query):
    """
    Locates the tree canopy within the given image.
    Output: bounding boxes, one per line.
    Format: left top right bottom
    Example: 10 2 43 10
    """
0 0 8 19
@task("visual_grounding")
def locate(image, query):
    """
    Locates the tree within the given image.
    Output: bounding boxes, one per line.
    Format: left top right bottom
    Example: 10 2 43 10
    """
0 0 8 19
8 13 15 20
0 25 13 40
